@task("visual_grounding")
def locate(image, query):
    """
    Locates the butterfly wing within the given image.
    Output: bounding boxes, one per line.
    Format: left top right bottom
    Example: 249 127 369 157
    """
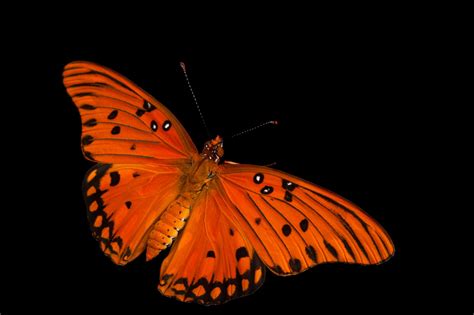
64 61 198 165
83 163 185 265
216 164 395 275
64 61 197 265
158 180 266 305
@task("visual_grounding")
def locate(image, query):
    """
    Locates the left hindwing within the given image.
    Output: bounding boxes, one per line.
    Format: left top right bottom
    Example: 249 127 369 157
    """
83 163 184 265
216 164 395 275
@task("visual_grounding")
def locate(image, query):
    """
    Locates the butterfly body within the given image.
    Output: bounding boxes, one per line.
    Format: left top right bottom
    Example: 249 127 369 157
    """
146 137 224 260
64 61 394 305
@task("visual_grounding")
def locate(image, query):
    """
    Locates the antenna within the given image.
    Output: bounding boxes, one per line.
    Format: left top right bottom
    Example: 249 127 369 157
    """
230 120 278 138
180 62 210 138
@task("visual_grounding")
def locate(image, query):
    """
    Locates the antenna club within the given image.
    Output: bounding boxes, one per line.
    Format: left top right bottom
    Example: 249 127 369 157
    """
179 62 186 72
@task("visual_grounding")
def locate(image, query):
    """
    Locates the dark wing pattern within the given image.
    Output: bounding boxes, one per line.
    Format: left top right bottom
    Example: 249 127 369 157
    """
83 163 184 265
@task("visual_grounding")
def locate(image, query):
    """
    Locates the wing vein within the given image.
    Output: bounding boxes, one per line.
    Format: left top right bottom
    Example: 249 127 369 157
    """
246 193 293 264
65 70 142 98
215 180 276 266
290 193 351 262
302 187 386 260
75 94 190 157
302 191 372 262
258 196 312 266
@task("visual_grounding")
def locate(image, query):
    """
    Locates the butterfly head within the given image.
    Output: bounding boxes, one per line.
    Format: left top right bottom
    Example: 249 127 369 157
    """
202 135 224 163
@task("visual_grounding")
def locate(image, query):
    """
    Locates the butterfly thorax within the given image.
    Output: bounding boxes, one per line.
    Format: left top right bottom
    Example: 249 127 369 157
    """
145 136 223 261
201 135 224 164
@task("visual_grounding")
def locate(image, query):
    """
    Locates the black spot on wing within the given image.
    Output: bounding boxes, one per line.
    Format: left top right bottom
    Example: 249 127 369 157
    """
83 118 97 127
82 135 94 146
109 171 120 186
107 110 118 120
80 104 96 110
111 126 121 135
206 250 216 258
163 120 172 131
282 179 298 191
236 247 249 261
341 239 356 261
299 219 309 232
272 265 284 274
255 218 261 225
305 245 317 263
282 224 291 236
125 201 132 209
143 100 156 112
324 240 339 259
253 173 264 184
260 186 273 194
289 258 302 272
136 109 145 117
284 191 293 202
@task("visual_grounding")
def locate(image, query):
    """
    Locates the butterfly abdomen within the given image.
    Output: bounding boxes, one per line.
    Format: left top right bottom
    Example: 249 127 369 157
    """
145 194 193 261
146 158 217 261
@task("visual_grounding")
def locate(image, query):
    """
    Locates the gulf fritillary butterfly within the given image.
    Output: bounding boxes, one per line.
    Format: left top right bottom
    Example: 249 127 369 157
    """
63 61 395 305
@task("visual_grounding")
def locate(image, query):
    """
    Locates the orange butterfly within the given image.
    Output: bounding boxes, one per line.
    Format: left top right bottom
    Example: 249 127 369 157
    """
63 61 395 305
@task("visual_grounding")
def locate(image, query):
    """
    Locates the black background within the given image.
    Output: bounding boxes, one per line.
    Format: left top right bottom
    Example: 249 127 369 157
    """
1 8 433 314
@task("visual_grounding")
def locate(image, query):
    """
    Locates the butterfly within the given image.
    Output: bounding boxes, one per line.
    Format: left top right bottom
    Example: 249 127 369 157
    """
63 61 395 305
